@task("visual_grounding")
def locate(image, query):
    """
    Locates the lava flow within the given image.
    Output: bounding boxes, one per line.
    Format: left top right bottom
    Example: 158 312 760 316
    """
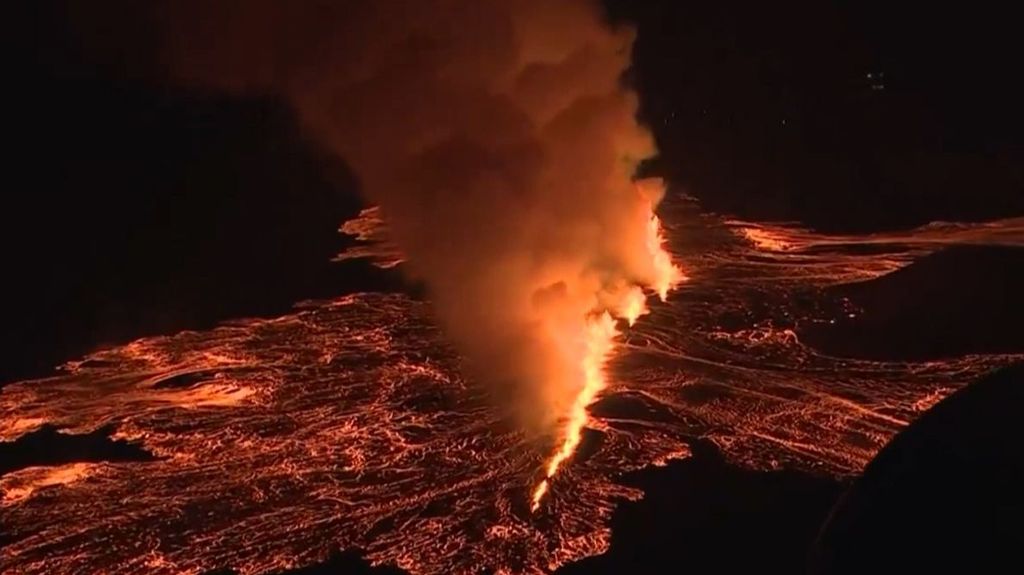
2 199 1023 574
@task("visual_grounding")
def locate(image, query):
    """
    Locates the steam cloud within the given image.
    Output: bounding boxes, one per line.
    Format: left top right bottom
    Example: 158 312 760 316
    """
134 0 680 432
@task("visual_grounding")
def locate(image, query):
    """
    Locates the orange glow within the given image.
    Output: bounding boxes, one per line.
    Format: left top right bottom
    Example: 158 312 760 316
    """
732 224 794 252
531 311 618 512
3 211 1021 574
648 213 686 300
1 463 98 505
530 192 685 512
617 286 647 327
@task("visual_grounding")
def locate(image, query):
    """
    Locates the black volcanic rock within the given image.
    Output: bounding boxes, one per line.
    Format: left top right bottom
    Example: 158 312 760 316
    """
0 424 159 476
810 363 1024 575
206 549 409 575
800 246 1024 360
558 441 843 575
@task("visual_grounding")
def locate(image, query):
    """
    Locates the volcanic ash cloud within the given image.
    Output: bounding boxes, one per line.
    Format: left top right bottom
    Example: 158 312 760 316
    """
147 0 683 474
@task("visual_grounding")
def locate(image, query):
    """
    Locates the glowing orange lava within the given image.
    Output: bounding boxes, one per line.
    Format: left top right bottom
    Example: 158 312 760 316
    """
617 286 647 327
5 202 1021 575
649 213 687 300
531 311 618 512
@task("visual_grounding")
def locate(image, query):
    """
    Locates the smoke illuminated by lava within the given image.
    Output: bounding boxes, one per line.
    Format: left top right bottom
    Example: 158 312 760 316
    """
130 0 685 508
530 184 683 511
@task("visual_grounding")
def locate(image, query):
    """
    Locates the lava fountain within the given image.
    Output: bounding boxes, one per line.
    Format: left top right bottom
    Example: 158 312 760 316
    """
530 310 617 511
531 192 683 511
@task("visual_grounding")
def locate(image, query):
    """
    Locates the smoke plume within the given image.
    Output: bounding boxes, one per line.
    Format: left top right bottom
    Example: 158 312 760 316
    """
135 0 681 484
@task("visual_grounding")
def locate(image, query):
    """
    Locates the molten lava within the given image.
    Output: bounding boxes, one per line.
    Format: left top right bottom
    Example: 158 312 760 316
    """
2 203 1022 575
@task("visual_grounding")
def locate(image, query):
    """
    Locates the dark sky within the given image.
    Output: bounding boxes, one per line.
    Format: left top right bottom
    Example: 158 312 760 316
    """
5 0 1023 382
608 1 1024 229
